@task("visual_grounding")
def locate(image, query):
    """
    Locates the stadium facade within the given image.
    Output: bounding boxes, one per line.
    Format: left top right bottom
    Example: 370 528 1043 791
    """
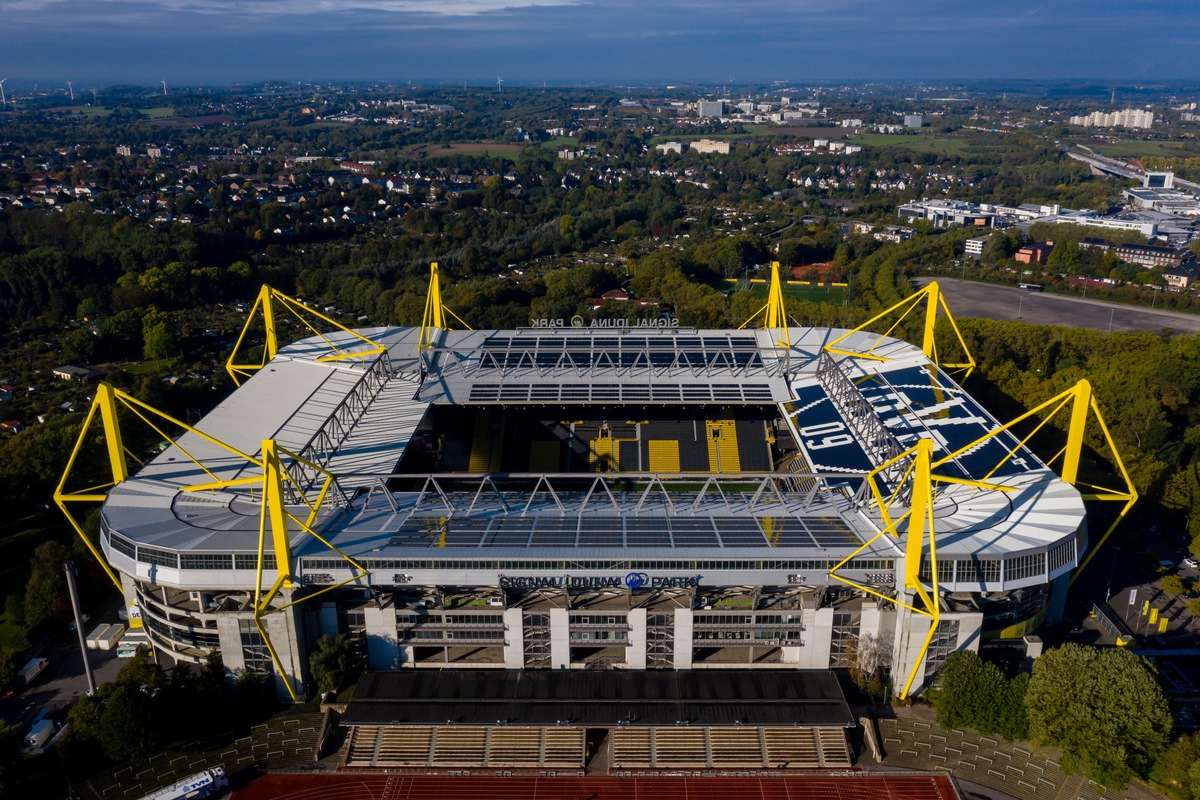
60 270 1131 706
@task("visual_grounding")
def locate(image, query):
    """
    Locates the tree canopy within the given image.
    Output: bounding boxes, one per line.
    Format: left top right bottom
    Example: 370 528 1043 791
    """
1025 643 1171 788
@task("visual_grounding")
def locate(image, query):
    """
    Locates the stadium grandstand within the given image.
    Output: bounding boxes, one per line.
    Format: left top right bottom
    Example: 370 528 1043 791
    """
56 263 1135 775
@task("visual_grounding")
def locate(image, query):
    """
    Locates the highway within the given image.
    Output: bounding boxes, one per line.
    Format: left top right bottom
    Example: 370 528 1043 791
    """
913 277 1200 334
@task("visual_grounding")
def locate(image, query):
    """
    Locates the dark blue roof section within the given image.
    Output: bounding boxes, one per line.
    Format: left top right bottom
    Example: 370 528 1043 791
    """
855 365 1042 480
786 385 876 474
785 364 1042 483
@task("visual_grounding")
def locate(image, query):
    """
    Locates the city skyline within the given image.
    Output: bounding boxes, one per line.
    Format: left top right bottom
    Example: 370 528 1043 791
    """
2 0 1199 86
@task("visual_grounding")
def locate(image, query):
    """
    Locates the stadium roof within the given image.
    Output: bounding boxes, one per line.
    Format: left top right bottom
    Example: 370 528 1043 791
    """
98 324 1086 587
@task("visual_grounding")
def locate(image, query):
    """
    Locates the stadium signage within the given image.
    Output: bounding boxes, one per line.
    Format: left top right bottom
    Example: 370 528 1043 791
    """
499 574 700 589
526 316 679 328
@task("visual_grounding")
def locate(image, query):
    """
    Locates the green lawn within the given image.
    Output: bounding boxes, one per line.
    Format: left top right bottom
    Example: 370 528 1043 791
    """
442 146 519 160
846 132 972 156
748 282 846 304
77 106 113 118
140 106 177 120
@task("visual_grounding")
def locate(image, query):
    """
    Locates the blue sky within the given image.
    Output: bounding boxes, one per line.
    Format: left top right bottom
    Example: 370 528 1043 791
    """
2 0 1198 86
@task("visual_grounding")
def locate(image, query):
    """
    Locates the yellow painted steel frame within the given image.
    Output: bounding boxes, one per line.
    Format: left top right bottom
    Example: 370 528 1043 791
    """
737 261 791 348
245 439 368 701
828 439 1016 699
55 384 367 701
420 261 472 349
226 284 387 385
54 383 262 592
928 379 1137 583
823 281 976 379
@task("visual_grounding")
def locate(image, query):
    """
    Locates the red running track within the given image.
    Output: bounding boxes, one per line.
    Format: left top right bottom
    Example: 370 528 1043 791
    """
231 774 960 800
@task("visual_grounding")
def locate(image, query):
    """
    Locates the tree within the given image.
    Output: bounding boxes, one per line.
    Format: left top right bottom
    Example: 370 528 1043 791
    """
1150 732 1200 799
1162 574 1187 596
142 320 176 362
1025 644 1171 788
0 649 21 689
24 540 72 629
309 633 355 696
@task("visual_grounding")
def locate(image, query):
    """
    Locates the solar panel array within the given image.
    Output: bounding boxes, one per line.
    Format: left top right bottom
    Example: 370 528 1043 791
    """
467 382 775 404
386 513 859 550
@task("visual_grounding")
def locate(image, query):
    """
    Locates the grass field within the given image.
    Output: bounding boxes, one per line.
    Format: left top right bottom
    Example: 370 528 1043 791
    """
747 282 846 304
77 106 113 118
140 106 176 120
1078 139 1200 159
846 132 972 156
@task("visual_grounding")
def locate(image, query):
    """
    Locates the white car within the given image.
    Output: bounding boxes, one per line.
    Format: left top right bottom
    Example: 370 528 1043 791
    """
1185 558 1198 569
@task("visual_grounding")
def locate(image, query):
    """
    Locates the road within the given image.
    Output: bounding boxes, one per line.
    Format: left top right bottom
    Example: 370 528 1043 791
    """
1 597 128 735
913 277 1200 334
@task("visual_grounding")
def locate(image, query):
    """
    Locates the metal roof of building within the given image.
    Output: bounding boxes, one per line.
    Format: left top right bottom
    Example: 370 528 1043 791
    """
342 669 855 728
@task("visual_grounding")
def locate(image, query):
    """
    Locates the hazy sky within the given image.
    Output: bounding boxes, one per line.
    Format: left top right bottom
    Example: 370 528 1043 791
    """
2 0 1198 86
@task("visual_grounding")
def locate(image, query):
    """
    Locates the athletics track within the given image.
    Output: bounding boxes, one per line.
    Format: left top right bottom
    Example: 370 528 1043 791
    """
231 773 961 800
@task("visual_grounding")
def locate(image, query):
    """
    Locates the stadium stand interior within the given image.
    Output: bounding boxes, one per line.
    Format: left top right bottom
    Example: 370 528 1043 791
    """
396 405 779 475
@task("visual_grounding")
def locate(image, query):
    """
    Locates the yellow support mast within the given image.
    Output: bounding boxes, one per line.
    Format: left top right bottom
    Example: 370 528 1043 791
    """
737 261 791 348
929 379 1137 582
419 261 472 349
824 281 976 379
226 285 387 386
55 385 369 701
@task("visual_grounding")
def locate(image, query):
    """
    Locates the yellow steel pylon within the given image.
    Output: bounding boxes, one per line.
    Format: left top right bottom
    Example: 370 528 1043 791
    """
737 261 791 348
419 261 472 349
929 379 1137 583
55 384 368 701
828 438 1015 699
226 285 386 386
824 281 975 380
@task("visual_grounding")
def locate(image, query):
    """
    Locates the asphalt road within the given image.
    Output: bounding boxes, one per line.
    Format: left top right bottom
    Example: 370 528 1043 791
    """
1 597 128 736
913 277 1200 334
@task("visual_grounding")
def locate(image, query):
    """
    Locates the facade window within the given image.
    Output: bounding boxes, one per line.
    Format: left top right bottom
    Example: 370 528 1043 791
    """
958 559 1002 584
1004 553 1045 582
180 553 234 570
1048 538 1076 573
919 557 955 584
109 534 136 559
235 554 277 570
137 545 179 569
924 620 961 679
238 619 274 675
829 612 859 668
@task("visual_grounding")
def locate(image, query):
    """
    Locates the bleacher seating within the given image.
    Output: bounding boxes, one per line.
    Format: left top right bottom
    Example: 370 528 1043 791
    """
486 728 541 766
348 725 585 770
346 726 381 766
709 728 766 768
610 728 653 768
542 728 586 768
651 728 708 768
431 727 488 766
816 727 852 767
763 728 822 768
376 727 433 766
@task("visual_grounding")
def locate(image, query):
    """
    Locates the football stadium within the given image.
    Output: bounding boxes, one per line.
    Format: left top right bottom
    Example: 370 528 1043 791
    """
56 264 1135 775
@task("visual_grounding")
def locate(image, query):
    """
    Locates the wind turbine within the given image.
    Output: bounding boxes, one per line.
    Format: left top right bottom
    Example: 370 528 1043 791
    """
91 87 97 103
67 81 74 101
162 80 168 97
0 80 6 107
496 76 503 93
